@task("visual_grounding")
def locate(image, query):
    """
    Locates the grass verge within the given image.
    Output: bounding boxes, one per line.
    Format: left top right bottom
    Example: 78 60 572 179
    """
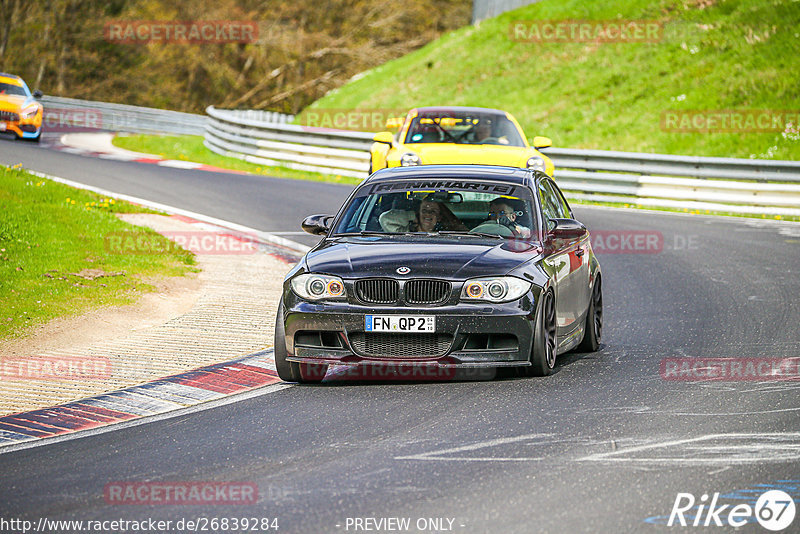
112 134 363 185
306 0 800 160
0 165 197 341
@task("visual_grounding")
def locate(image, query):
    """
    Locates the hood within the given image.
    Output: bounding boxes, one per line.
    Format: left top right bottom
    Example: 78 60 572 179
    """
409 143 533 167
304 236 542 279
0 94 31 112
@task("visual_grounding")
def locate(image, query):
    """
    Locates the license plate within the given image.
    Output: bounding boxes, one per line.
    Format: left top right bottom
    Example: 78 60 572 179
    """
0 122 5 131
365 315 435 332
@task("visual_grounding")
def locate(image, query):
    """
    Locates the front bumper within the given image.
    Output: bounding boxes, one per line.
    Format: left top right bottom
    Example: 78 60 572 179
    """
282 295 538 369
0 113 42 139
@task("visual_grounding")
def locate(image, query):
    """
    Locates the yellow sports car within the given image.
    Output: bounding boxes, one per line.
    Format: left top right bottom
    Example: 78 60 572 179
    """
0 72 44 142
369 106 554 175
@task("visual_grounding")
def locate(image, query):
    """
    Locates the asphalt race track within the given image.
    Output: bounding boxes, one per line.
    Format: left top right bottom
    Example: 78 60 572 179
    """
1 138 799 533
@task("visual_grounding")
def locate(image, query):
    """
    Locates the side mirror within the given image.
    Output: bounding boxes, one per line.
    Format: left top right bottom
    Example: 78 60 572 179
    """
33 90 43 99
301 214 334 236
548 218 586 240
373 131 394 145
532 136 552 149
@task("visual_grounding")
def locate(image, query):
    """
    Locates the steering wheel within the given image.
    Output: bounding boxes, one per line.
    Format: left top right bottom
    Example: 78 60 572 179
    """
470 221 514 237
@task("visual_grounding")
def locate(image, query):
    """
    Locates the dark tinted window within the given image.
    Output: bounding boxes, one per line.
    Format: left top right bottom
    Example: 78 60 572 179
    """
332 180 536 238
538 179 570 220
0 82 28 97
404 112 525 147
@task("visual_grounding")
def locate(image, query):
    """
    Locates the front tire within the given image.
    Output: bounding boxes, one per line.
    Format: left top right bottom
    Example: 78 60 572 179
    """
274 298 327 383
526 290 557 377
576 276 602 353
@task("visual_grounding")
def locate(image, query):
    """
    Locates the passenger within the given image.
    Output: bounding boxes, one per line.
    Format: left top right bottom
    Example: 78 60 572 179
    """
380 196 467 233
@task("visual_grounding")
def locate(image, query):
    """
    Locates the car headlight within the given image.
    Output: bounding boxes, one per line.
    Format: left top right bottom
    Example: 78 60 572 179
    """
400 152 421 166
461 277 531 303
526 156 545 172
291 273 346 301
21 106 40 119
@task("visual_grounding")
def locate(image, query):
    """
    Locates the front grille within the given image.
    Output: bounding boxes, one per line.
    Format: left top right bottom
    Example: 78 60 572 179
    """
349 333 453 358
405 279 450 304
356 279 398 304
0 110 19 122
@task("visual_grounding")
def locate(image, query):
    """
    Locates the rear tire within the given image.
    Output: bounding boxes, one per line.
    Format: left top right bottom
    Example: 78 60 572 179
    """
576 276 602 353
525 290 557 377
274 298 327 383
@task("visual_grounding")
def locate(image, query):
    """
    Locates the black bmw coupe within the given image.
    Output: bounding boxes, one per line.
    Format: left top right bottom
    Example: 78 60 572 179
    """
275 165 602 382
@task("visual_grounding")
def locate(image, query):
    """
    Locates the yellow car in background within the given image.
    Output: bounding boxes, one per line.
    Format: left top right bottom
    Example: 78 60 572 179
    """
369 106 554 176
0 72 44 142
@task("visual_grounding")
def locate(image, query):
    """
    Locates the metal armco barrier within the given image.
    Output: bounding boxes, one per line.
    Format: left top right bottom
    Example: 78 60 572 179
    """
205 106 372 178
41 95 207 135
546 148 800 216
204 106 800 216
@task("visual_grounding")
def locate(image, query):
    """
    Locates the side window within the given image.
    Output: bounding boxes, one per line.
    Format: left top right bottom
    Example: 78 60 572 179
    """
539 179 570 219
549 180 572 219
537 181 560 228
335 196 368 233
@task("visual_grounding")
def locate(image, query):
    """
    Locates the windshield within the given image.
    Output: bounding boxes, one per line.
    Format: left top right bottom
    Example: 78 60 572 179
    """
403 111 525 147
0 82 28 97
332 179 536 239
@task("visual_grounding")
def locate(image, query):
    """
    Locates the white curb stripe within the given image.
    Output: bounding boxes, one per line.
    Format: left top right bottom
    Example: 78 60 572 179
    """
24 169 311 254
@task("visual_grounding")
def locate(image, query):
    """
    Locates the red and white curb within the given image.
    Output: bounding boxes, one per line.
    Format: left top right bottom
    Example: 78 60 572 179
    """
52 132 251 175
0 351 283 451
0 168 312 453
24 169 311 260
162 212 306 264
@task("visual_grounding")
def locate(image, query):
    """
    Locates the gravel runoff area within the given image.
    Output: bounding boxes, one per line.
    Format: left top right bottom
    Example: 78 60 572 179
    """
0 213 293 416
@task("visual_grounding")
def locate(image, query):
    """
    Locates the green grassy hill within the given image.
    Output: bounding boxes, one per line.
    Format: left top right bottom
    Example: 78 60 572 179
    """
304 0 800 160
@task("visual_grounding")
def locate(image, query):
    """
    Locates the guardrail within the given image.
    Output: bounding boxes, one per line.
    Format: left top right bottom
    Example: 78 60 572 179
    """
203 107 800 216
41 95 207 136
545 148 800 216
204 106 370 178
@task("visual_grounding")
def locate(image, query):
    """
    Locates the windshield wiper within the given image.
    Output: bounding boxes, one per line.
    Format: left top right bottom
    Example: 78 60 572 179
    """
336 231 391 236
436 231 505 239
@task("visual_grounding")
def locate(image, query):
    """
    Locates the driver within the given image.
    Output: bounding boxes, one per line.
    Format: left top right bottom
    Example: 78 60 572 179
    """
488 198 531 238
474 119 493 143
